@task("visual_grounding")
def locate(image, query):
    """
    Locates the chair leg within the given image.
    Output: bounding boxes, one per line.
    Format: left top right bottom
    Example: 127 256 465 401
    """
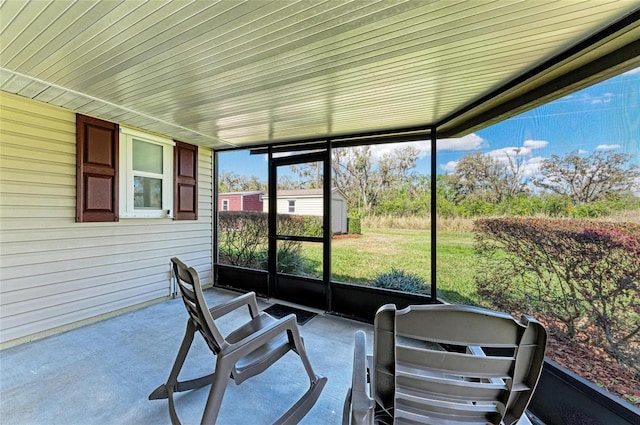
272 323 327 425
149 319 219 425
274 375 327 425
149 319 198 400
200 355 235 425
287 324 320 383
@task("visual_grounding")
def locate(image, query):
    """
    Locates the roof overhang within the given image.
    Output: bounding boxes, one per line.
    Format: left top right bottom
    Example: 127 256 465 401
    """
1 1 638 150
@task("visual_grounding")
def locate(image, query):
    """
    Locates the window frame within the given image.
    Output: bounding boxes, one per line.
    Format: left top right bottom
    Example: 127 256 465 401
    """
222 199 229 211
119 126 174 218
288 200 296 213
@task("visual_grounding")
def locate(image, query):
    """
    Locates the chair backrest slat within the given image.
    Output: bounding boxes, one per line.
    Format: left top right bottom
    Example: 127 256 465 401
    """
396 345 515 378
372 303 546 425
395 305 525 347
171 257 227 353
396 372 508 400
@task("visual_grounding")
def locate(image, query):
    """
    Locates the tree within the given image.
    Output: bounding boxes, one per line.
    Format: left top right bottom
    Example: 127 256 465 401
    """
289 162 322 188
331 145 420 215
533 150 640 204
276 175 302 190
287 145 421 216
218 171 266 192
452 151 527 203
373 175 431 216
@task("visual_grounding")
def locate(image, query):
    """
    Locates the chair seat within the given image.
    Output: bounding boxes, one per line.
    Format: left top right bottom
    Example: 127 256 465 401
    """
226 312 292 374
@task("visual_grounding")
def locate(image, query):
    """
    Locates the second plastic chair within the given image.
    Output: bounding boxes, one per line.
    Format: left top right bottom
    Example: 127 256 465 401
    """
343 303 546 425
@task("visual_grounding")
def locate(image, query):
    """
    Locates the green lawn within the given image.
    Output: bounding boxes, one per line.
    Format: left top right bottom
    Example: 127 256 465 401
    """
301 227 479 305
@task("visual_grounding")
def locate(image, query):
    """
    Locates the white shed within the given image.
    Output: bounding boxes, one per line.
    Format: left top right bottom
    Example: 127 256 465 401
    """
262 188 348 234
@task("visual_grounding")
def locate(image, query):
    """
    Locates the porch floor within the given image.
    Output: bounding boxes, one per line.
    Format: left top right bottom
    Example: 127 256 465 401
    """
0 287 373 425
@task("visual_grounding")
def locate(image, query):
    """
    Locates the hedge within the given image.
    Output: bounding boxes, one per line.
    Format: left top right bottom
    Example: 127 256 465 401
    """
474 218 639 371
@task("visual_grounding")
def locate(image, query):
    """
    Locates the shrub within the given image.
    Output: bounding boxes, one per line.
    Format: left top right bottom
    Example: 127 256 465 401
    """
303 215 323 237
218 212 315 271
474 218 640 371
540 194 573 217
373 268 430 295
458 198 497 217
572 201 611 218
348 217 361 234
218 211 268 268
257 241 306 274
277 213 322 237
435 196 457 219
497 195 543 216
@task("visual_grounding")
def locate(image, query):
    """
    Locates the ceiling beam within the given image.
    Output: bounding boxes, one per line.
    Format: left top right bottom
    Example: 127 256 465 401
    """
437 8 640 138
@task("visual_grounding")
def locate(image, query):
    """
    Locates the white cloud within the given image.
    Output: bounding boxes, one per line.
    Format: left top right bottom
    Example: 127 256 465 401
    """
623 67 640 75
367 132 486 161
578 149 589 154
440 161 458 172
579 92 615 105
369 141 429 161
596 144 621 150
486 140 548 162
437 133 486 151
523 156 546 177
523 139 549 149
592 93 614 104
487 147 531 161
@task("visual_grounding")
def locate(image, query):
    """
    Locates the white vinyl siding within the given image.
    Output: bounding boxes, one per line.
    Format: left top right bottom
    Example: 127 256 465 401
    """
276 197 321 216
0 92 213 346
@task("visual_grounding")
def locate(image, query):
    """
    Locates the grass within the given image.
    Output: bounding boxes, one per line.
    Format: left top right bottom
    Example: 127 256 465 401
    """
300 227 479 305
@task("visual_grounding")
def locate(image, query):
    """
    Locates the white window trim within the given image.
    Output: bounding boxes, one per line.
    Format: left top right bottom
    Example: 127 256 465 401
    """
119 126 174 218
288 200 295 213
222 199 229 211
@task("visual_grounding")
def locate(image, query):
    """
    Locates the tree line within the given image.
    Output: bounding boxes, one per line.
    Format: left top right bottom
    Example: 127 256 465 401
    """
219 148 640 219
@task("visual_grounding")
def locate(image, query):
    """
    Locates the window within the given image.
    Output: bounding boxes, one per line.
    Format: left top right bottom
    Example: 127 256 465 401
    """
288 200 295 213
222 199 229 211
119 127 174 218
76 114 197 222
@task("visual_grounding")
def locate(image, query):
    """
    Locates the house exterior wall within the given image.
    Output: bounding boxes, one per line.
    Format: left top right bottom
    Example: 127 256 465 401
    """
0 92 213 346
217 193 263 212
275 196 322 216
241 193 263 211
218 194 243 211
263 191 348 233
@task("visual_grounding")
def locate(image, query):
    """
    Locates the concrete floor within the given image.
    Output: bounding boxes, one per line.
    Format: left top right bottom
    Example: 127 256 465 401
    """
0 287 373 425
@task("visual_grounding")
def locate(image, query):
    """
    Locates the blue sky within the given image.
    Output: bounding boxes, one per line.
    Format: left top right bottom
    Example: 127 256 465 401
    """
435 66 639 177
218 67 639 181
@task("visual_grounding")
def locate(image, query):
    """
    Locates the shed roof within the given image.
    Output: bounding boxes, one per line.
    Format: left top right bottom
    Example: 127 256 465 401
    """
1 1 638 149
218 191 264 197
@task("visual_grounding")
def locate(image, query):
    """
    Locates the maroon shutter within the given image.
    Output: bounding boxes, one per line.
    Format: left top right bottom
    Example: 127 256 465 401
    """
76 114 119 222
174 141 198 220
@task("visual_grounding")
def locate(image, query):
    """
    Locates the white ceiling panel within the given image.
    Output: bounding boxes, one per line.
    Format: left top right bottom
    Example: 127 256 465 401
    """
1 0 638 149
33 86 67 104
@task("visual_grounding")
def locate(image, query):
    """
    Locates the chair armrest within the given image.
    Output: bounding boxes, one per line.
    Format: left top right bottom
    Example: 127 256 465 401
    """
208 291 260 319
219 313 303 360
347 331 375 425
